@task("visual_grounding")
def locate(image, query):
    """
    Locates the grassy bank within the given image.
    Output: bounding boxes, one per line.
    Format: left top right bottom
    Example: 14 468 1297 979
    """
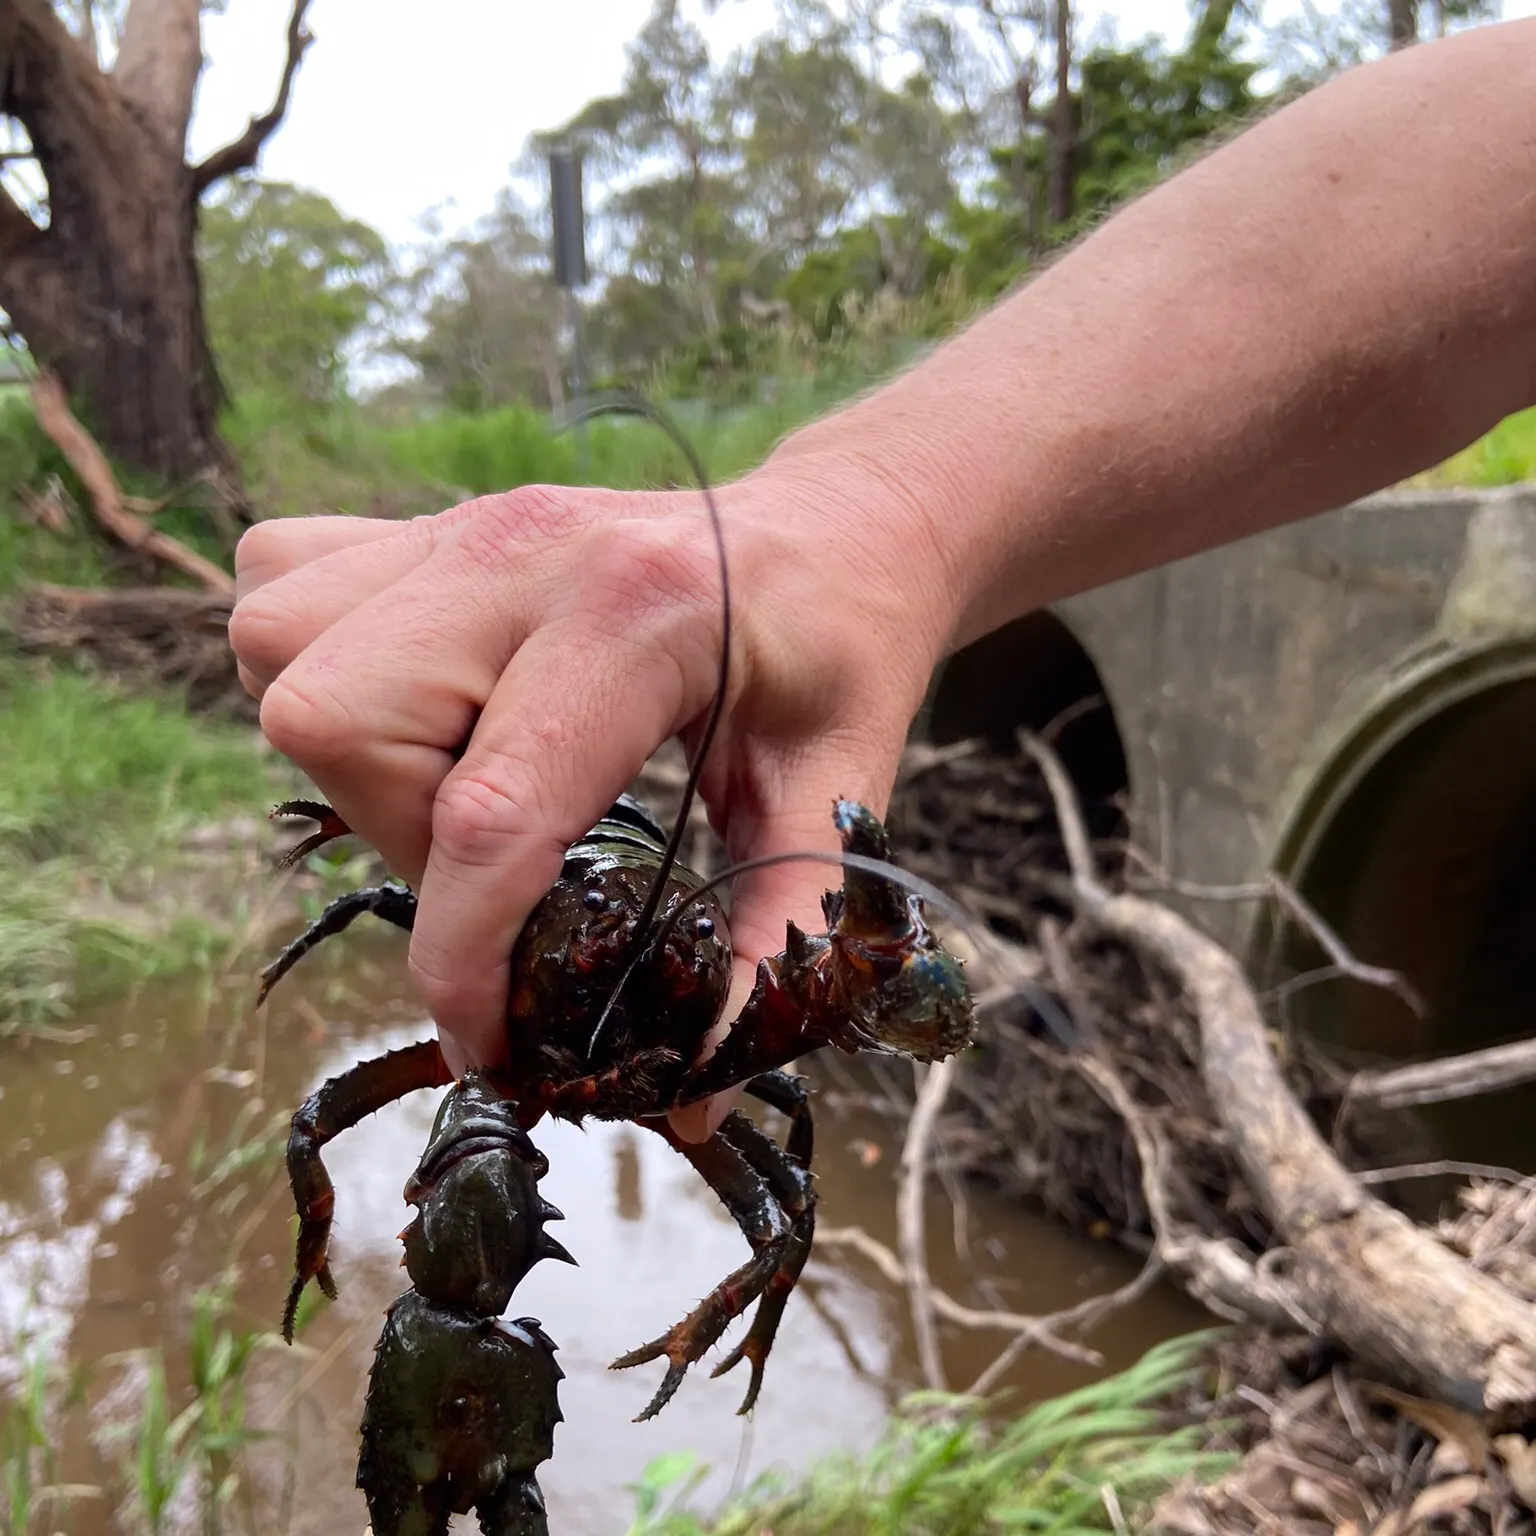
629 1331 1231 1536
0 657 284 1033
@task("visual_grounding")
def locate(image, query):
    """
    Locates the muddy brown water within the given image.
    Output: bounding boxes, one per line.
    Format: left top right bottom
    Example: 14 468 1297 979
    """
0 930 1205 1534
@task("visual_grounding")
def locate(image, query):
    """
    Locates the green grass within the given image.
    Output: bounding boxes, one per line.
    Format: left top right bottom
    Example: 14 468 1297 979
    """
628 1332 1233 1536
0 657 277 1032
376 378 859 500
1411 404 1536 489
1 1285 277 1536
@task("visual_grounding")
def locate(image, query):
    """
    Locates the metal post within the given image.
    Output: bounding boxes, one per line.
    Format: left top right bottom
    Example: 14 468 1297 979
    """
549 144 590 478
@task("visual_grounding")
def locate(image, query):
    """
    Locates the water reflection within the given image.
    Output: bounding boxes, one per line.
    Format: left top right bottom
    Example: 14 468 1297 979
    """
0 934 1205 1533
613 1132 644 1225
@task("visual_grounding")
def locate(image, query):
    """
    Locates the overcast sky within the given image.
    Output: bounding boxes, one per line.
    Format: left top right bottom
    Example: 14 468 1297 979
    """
188 0 1195 249
190 0 1532 252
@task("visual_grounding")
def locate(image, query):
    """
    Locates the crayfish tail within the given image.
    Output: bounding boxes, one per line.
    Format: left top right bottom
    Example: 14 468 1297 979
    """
476 1477 550 1536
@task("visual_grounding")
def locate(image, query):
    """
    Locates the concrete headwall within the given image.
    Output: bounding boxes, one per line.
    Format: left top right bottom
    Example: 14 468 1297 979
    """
927 484 1536 1083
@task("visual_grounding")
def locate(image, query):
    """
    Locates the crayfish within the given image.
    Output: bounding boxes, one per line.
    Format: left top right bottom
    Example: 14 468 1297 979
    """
257 396 976 1536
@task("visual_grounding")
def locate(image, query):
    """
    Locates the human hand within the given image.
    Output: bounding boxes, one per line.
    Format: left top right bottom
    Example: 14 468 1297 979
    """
230 460 959 1140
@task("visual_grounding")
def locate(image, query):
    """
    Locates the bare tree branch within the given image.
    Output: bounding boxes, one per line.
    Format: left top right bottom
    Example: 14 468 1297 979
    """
898 1056 957 1390
1123 847 1426 1017
191 0 314 195
1349 1036 1536 1112
30 371 235 594
0 176 45 254
813 1226 1105 1366
1021 728 1536 1424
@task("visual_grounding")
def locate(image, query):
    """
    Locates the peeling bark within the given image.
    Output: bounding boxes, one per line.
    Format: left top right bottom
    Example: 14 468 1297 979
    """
114 0 203 150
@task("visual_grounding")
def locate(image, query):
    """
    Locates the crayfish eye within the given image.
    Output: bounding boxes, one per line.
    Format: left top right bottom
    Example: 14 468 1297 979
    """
583 889 605 912
694 917 715 940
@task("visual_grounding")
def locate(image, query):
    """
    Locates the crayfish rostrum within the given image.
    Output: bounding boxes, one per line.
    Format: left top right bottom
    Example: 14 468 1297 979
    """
256 397 976 1536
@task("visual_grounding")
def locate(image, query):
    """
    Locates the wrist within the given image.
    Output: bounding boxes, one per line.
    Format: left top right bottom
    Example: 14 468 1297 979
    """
755 403 989 654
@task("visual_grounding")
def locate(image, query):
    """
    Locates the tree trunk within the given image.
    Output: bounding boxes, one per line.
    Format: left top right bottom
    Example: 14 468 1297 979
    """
1047 0 1075 229
1 3 227 480
1388 0 1419 49
1011 74 1043 254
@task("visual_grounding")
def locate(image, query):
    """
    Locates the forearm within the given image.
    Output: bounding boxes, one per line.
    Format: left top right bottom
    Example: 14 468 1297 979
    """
765 20 1536 646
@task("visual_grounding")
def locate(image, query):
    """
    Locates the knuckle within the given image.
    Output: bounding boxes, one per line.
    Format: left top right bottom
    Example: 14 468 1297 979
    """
431 768 540 871
258 672 362 770
453 486 586 565
582 516 714 629
233 518 296 582
228 589 298 673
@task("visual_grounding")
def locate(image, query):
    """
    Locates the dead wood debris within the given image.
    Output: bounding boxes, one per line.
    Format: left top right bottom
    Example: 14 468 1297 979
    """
28 371 236 595
4 582 249 717
878 730 1536 1535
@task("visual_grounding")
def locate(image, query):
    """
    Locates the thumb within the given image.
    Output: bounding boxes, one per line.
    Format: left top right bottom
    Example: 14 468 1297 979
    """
664 752 891 1146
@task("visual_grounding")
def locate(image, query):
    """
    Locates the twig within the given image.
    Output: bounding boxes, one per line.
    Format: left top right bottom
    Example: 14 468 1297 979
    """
192 0 314 193
899 1056 957 1390
1123 847 1424 1018
1347 1035 1536 1111
813 1226 1103 1366
966 1253 1164 1398
1356 1160 1533 1188
27 372 235 594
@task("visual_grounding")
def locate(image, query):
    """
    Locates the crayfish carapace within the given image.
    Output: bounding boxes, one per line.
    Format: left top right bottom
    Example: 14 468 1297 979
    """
257 396 977 1536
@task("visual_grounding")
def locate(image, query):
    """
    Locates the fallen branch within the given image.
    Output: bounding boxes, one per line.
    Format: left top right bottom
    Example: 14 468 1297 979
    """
898 1056 958 1390
1022 729 1536 1423
27 372 235 595
1123 847 1425 1019
1348 1036 1536 1111
813 1226 1104 1367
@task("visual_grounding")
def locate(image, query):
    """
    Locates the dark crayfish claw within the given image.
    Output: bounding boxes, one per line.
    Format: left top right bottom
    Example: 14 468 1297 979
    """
825 799 975 1064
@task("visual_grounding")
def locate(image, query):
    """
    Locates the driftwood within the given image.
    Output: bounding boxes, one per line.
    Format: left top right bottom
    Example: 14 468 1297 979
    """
27 370 236 595
1349 1036 1536 1112
857 727 1536 1531
1018 729 1536 1423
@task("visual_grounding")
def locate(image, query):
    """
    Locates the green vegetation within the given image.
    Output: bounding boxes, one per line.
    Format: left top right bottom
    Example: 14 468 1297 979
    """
1 1285 280 1536
1411 405 1536 489
0 657 278 1033
627 1332 1232 1535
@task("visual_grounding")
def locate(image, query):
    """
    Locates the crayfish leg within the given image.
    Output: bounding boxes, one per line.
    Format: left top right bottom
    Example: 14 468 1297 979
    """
256 882 418 1007
283 1040 451 1343
706 1074 817 1415
541 1046 681 1123
270 799 355 868
614 1109 803 1420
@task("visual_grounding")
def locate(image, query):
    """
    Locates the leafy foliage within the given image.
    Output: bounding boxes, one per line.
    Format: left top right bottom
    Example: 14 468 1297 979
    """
199 178 393 404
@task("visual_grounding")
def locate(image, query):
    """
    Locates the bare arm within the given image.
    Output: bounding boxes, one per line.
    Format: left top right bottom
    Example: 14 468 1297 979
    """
231 20 1536 1134
767 17 1536 645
